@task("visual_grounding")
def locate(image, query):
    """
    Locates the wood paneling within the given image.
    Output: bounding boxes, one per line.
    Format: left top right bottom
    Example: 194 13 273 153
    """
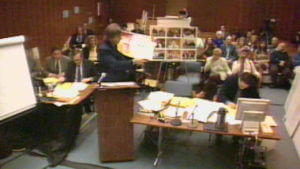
188 0 299 40
0 0 108 63
166 0 187 16
110 0 167 24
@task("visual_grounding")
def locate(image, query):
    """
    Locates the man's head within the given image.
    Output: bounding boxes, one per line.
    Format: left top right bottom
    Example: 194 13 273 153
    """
238 46 251 58
212 48 222 58
72 50 83 66
216 31 223 39
238 72 258 90
51 47 62 60
83 22 88 30
220 25 225 31
77 26 83 35
225 36 232 45
271 37 279 47
276 43 286 52
104 23 122 45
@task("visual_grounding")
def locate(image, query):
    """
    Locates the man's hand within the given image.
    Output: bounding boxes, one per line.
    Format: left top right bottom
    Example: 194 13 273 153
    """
81 78 92 83
227 102 237 109
133 59 148 66
279 61 285 67
48 73 57 78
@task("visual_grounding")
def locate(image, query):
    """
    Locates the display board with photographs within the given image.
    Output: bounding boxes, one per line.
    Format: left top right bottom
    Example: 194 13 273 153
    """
151 26 198 61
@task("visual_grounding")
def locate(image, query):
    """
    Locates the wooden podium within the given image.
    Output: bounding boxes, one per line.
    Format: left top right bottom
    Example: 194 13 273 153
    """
94 83 139 162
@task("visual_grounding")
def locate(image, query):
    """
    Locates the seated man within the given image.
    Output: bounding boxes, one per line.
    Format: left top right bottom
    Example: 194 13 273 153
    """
65 50 97 83
217 72 260 109
268 37 279 54
45 47 71 80
204 48 232 82
293 45 300 68
220 36 238 62
213 31 224 48
269 43 292 88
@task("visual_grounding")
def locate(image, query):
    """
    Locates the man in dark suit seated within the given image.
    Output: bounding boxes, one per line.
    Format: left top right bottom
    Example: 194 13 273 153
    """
65 50 97 83
45 47 71 80
99 23 148 82
83 22 94 36
269 43 292 88
217 72 260 109
220 36 238 63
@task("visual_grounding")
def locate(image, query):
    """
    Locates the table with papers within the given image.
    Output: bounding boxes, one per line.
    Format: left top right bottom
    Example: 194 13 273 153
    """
131 92 280 166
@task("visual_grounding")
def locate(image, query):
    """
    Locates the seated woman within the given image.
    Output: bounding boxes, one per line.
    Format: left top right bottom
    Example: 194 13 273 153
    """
200 37 215 59
235 37 247 53
204 48 232 82
82 35 99 63
217 72 260 109
232 46 261 78
70 26 87 49
195 48 231 100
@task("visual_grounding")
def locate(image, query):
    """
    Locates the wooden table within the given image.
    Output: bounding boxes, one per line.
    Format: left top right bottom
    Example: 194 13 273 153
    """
40 84 97 152
130 114 280 166
94 84 140 162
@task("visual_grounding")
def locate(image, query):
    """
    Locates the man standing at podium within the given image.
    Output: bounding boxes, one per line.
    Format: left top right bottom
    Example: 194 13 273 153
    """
99 23 148 82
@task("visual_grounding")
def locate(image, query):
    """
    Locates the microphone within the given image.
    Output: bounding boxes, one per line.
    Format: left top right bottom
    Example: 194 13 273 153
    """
97 73 107 84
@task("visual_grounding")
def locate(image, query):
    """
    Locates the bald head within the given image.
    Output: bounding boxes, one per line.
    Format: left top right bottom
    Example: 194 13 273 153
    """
277 43 286 52
105 23 122 45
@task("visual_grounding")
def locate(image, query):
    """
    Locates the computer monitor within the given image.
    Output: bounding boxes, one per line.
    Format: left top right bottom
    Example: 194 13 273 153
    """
236 98 270 121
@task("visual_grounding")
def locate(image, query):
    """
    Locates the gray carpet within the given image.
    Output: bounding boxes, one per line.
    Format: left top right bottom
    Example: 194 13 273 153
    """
2 87 300 169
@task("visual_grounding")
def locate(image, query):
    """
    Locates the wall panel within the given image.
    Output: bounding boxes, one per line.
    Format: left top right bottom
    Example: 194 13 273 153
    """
0 0 106 63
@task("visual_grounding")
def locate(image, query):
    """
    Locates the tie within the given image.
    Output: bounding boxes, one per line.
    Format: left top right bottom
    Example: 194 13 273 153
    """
226 47 230 59
55 61 60 74
240 59 245 75
76 66 81 82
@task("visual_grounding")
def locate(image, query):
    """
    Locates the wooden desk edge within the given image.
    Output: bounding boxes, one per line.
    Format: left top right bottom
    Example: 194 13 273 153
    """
130 114 281 140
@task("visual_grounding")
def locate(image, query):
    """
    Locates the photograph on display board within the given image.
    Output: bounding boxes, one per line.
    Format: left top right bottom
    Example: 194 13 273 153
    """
167 50 181 60
151 27 166 37
153 50 165 60
154 38 166 49
182 39 196 49
167 39 181 49
182 50 196 60
183 28 196 38
167 28 181 37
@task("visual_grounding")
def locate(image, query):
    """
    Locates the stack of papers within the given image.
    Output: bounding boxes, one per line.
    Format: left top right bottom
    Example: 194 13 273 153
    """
101 82 137 87
147 91 174 103
53 82 88 99
187 99 227 122
170 97 196 108
138 100 163 112
162 106 193 118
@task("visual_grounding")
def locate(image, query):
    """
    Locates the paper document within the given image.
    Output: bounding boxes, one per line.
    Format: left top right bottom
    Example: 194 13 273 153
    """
262 116 277 127
147 91 174 103
170 97 196 108
162 106 190 118
101 82 137 87
187 99 227 122
138 100 163 112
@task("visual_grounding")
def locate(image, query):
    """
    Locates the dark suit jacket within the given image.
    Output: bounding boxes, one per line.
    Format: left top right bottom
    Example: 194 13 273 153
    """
220 44 238 61
270 50 289 65
45 56 71 76
82 47 99 61
99 40 135 82
70 34 87 48
65 59 97 82
217 75 260 103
